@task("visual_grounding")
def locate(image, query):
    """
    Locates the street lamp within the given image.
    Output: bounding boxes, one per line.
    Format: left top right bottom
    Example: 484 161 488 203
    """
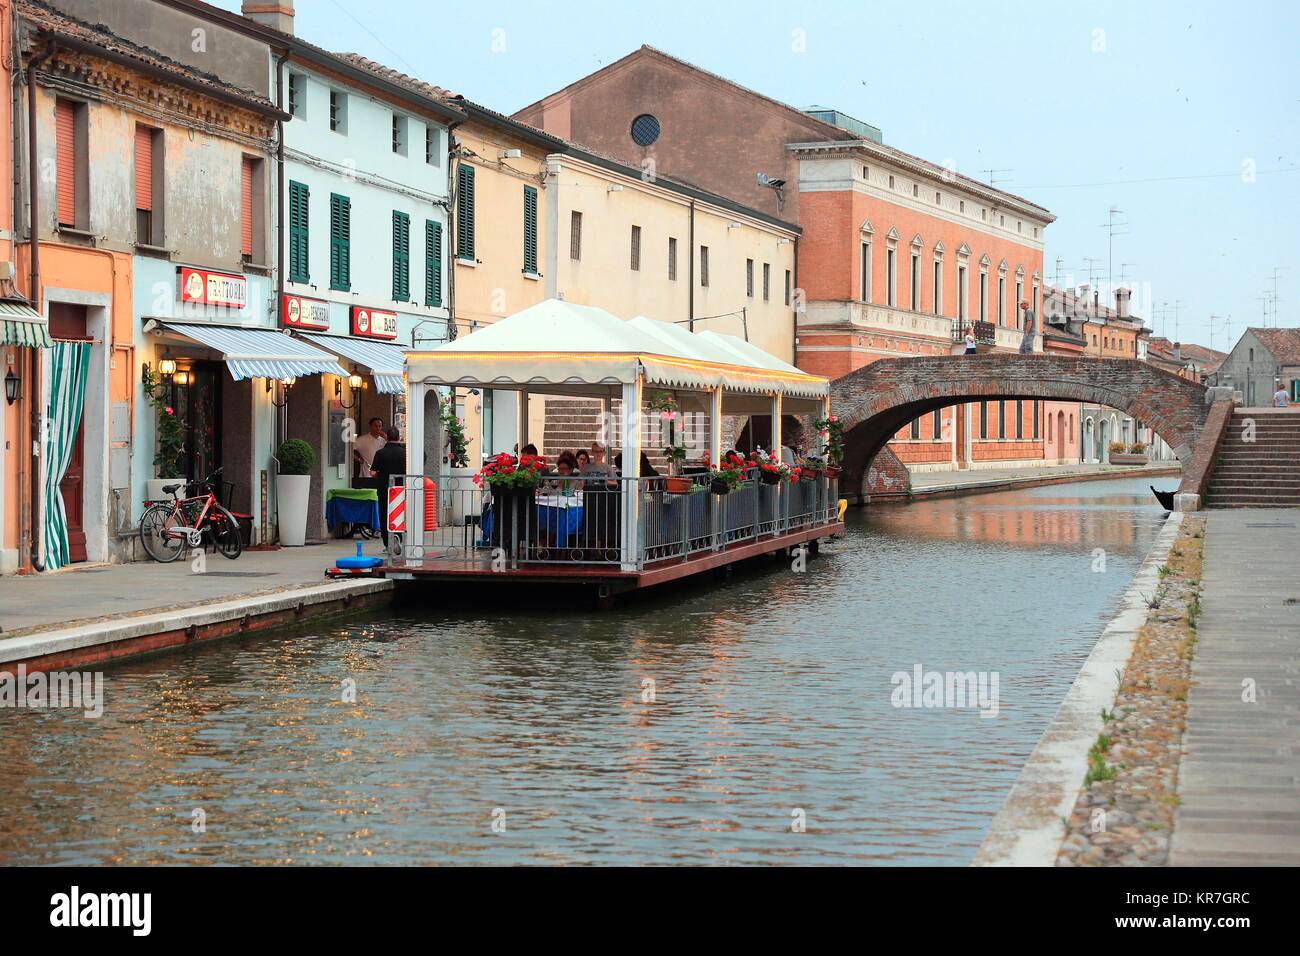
335 367 364 409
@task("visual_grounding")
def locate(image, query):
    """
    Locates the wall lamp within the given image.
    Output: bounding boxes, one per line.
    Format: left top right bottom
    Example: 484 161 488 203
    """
173 369 192 387
267 376 296 408
335 367 365 409
4 366 19 406
157 350 177 377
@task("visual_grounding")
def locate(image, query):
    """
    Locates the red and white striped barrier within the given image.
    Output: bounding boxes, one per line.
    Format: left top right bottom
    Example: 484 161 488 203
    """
387 486 406 533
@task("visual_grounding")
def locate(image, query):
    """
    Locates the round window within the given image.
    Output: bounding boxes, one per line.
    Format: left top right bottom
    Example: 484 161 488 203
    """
630 114 661 147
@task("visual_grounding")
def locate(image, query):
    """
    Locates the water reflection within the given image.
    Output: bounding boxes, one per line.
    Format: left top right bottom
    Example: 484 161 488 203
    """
0 478 1166 865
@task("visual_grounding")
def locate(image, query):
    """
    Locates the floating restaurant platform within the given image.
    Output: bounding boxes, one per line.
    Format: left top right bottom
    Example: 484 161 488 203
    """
379 299 843 604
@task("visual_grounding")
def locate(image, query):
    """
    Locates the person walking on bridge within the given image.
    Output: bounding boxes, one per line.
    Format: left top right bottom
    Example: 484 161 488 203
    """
1018 299 1036 354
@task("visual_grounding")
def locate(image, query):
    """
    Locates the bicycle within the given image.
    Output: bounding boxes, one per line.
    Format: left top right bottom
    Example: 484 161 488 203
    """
138 467 244 563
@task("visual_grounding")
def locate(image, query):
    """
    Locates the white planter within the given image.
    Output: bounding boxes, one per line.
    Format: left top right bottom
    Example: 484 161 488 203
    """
146 477 187 504
276 473 312 546
446 467 477 525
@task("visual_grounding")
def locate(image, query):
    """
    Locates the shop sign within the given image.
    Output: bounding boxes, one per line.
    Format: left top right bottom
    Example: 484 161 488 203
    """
351 306 399 340
282 294 331 331
178 267 248 309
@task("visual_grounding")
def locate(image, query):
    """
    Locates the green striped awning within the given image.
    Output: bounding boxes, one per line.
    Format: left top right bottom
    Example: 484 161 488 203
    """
0 299 52 348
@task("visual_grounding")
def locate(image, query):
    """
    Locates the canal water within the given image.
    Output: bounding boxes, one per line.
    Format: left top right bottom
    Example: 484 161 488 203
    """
0 476 1168 865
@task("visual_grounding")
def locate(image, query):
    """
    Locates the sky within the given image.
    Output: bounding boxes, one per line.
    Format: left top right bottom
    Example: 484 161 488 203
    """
215 0 1300 352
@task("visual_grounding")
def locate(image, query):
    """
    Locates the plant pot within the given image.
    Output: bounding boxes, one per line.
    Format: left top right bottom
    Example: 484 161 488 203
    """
276 473 312 546
1109 453 1149 466
760 469 782 485
490 486 534 550
800 469 819 481
146 477 187 504
824 465 842 478
709 478 732 495
664 475 692 494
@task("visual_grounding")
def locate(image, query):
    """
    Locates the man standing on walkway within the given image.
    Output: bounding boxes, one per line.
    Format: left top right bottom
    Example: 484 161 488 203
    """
1018 299 1036 354
353 417 386 482
370 427 406 549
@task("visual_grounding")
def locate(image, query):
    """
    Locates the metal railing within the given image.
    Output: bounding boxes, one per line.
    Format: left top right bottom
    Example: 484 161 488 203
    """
386 471 840 571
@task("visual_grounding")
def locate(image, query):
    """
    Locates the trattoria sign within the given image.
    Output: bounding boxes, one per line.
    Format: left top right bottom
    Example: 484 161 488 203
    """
179 267 248 309
351 306 398 340
281 294 331 331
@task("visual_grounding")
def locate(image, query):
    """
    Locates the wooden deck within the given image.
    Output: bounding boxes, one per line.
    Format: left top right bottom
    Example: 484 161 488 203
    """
382 519 844 594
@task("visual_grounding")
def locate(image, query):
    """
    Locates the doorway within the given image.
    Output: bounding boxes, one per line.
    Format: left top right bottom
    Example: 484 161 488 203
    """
48 304 89 563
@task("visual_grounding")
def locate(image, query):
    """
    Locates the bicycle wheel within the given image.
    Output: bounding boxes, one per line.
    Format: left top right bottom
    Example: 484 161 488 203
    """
140 503 185 563
208 505 243 560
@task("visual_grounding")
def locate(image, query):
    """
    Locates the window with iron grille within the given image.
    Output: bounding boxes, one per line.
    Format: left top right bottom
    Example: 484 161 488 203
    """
700 246 709 287
784 270 791 306
746 259 753 297
523 186 538 273
630 224 641 271
979 402 988 439
392 211 410 301
630 114 660 147
1016 400 1024 439
762 263 770 302
288 180 309 283
329 90 346 133
456 164 475 260
910 418 920 440
329 193 350 290
998 400 1007 439
570 211 582 261
932 410 941 440
288 73 305 118
668 237 677 280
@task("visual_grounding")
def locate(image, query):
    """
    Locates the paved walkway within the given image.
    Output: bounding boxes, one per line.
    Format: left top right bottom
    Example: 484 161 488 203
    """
908 461 1179 495
0 540 383 637
1170 509 1300 865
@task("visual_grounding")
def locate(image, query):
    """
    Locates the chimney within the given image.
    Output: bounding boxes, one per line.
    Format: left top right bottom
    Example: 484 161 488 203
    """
242 1 295 34
1173 342 1182 361
1115 287 1131 319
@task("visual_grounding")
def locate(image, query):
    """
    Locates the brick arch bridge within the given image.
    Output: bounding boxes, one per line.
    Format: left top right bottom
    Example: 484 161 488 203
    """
831 355 1210 501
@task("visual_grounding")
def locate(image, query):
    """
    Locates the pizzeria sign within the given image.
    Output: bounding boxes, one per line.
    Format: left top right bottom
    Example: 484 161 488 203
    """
282 294 331 331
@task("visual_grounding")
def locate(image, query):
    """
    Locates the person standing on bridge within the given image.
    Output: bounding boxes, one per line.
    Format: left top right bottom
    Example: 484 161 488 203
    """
964 327 977 354
1018 299 1036 354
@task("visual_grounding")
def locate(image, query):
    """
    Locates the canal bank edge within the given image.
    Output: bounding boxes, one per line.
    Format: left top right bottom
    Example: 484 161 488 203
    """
971 509 1186 867
0 579 394 672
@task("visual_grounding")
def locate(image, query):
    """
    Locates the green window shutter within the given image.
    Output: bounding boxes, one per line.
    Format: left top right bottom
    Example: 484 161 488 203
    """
392 210 410 301
456 163 475 260
425 219 442 308
523 185 537 274
288 180 309 283
329 193 350 291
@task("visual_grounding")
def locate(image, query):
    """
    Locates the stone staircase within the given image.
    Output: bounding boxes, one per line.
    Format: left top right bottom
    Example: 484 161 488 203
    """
1204 410 1300 507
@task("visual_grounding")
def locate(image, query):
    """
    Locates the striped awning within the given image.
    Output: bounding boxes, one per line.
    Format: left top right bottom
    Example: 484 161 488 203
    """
1 299 52 348
297 332 407 395
160 322 347 381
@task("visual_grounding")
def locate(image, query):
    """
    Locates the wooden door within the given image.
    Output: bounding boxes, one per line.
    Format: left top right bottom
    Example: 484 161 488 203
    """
48 304 89 563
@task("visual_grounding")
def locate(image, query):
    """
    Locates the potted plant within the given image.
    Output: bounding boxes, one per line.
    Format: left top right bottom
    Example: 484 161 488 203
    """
755 448 792 485
1111 441 1149 466
475 451 548 548
648 390 691 493
142 366 187 503
813 414 845 477
800 454 825 480
704 450 751 495
276 438 315 546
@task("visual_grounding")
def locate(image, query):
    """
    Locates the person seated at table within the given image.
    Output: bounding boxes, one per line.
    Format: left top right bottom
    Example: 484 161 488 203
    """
541 451 580 496
574 448 590 473
519 442 539 459
369 427 406 549
582 442 617 477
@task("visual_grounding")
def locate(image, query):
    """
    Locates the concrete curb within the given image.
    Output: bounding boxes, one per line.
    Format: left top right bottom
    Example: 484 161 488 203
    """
0 578 394 669
971 509 1187 866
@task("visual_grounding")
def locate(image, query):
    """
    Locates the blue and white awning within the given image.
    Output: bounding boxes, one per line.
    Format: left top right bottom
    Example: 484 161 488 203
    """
160 323 347 381
298 332 408 394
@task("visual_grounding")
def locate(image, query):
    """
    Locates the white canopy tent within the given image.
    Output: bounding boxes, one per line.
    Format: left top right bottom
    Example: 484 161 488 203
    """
403 300 831 570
